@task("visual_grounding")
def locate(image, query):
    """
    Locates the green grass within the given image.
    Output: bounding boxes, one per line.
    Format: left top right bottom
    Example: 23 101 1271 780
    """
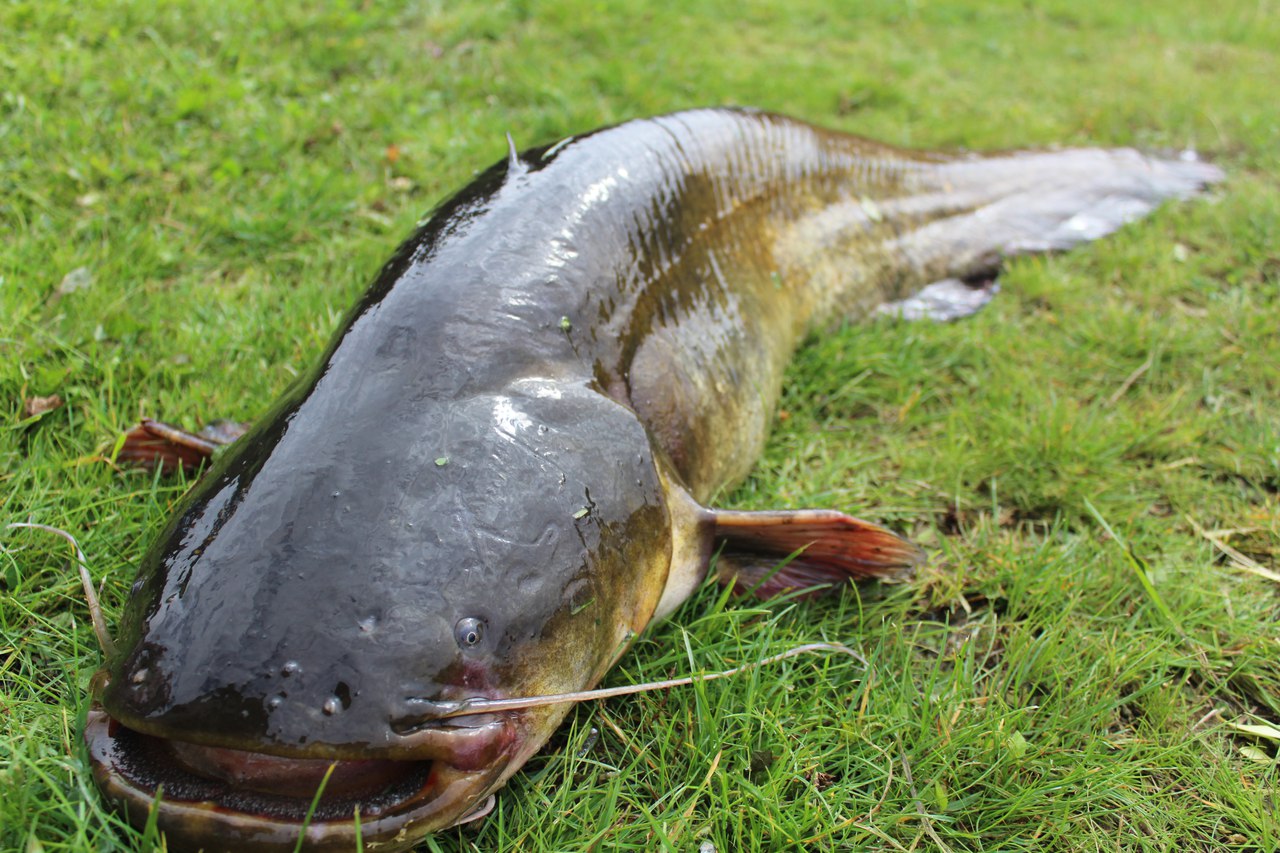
3 0 1278 850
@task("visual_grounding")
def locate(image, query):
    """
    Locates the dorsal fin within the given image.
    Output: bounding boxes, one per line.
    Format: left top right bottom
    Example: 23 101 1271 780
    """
505 131 527 177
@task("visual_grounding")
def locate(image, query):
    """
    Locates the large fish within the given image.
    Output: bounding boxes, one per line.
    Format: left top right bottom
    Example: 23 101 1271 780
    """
85 108 1221 851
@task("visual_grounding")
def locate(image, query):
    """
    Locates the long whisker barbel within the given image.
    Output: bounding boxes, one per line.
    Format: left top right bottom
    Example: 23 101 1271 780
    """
5 522 116 657
434 641 867 718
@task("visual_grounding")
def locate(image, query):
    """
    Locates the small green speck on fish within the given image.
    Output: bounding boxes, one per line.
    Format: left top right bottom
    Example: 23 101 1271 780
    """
434 457 449 467
559 316 572 331
572 507 589 519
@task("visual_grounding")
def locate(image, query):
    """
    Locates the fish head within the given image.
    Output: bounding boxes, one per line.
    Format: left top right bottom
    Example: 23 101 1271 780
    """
88 376 674 850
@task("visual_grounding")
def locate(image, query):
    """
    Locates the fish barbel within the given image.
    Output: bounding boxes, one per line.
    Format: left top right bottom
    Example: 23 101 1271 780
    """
85 109 1221 851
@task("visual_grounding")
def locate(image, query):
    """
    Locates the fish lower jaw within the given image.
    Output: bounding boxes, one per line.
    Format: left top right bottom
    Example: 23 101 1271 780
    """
84 708 506 852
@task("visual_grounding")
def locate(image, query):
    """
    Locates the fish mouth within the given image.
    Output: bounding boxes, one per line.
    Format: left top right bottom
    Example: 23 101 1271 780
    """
84 708 515 852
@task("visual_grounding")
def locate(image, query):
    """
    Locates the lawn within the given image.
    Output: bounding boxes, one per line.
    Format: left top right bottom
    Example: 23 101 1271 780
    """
2 1 1278 851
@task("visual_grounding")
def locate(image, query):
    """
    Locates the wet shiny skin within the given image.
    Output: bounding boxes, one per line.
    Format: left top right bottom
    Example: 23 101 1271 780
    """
88 109 1220 850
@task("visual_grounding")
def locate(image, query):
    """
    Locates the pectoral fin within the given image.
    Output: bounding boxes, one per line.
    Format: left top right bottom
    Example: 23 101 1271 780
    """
118 418 248 475
711 508 923 598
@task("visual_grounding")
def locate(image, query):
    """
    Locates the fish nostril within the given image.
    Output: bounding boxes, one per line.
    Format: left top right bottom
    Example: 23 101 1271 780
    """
336 681 352 708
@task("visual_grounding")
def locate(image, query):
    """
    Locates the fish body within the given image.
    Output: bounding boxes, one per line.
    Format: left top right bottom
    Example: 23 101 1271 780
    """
86 109 1220 850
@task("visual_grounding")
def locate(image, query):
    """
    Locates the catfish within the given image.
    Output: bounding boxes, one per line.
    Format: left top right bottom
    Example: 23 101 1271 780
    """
86 109 1221 851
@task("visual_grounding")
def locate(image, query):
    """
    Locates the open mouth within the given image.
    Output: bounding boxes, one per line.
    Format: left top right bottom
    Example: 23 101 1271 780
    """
85 709 511 853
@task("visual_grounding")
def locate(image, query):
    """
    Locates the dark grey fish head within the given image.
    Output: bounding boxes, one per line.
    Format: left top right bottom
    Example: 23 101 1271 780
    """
102 376 670 751
90 362 672 849
98 142 679 764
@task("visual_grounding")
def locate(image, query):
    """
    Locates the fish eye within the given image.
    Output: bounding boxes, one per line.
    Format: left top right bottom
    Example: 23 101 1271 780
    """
454 617 486 649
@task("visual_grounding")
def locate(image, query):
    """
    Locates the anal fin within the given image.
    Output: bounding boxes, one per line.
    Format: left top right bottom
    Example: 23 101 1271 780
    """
712 508 924 598
877 276 1000 322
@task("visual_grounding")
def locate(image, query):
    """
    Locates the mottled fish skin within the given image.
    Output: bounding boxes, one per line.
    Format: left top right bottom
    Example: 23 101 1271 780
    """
86 109 1221 851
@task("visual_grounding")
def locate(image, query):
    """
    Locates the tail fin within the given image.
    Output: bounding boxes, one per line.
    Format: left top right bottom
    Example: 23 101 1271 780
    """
894 148 1224 283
